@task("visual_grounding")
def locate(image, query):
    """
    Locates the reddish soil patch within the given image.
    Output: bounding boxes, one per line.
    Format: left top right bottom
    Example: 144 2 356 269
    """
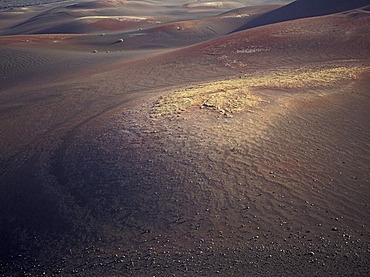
0 1 370 276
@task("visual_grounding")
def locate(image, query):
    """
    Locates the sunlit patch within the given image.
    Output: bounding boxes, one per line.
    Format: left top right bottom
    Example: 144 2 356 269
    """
236 47 270 54
152 84 262 117
78 16 149 22
221 13 251 19
151 65 369 118
184 1 243 8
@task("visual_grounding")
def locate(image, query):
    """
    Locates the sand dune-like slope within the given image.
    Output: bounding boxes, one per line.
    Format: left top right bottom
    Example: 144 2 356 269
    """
0 2 278 90
0 2 279 52
0 0 370 276
234 0 370 32
0 0 267 36
68 5 279 51
0 3 283 92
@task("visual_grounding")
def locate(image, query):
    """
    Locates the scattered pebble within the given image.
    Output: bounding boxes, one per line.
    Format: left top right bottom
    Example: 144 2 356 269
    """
306 251 315 256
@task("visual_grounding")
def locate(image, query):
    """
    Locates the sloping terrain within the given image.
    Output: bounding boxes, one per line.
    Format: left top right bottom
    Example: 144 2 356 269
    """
234 0 370 31
0 0 370 276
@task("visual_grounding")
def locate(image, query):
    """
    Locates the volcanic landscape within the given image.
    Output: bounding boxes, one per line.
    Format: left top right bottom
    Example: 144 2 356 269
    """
1 0 370 276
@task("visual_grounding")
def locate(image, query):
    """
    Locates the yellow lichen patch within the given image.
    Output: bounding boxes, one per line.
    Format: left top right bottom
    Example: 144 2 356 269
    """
200 88 261 114
152 65 369 117
153 82 262 117
247 66 368 89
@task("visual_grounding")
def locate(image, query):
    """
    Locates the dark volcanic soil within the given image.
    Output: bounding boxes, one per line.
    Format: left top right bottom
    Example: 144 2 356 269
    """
0 0 370 276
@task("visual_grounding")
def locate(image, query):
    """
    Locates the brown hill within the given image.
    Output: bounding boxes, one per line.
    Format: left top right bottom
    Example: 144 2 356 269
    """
0 1 369 276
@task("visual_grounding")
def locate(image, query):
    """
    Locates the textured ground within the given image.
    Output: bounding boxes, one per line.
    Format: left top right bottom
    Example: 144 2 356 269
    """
0 0 369 276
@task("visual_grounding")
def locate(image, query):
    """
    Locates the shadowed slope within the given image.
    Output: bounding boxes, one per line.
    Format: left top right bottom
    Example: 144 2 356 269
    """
1 1 370 276
234 0 370 32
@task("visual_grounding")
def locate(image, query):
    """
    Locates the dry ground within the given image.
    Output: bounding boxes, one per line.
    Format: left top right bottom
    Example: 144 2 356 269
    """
0 0 370 276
